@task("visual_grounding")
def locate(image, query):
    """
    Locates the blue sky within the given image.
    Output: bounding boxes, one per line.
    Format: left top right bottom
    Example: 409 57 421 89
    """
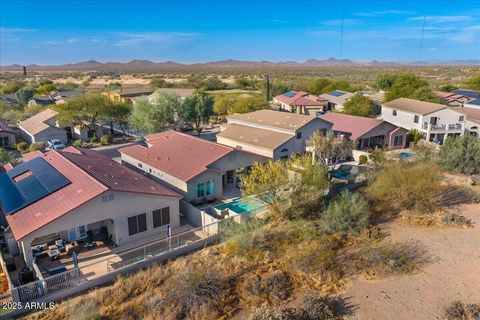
1 0 480 65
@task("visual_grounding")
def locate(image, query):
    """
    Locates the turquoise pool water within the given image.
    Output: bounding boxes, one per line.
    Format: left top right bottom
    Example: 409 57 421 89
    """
215 198 265 214
399 152 413 159
331 164 364 180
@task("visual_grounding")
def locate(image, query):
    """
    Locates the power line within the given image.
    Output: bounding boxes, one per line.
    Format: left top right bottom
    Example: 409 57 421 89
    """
418 16 426 63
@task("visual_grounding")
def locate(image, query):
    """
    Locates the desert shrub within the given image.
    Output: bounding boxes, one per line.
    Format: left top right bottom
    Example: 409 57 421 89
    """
465 304 480 320
441 212 472 228
263 270 292 302
302 295 335 320
368 162 442 213
444 301 480 320
73 139 82 147
322 191 370 235
100 134 111 146
248 306 306 320
90 136 98 143
354 240 430 278
239 270 292 305
358 154 368 165
439 136 480 175
16 142 29 152
29 142 45 152
67 299 101 320
222 218 267 256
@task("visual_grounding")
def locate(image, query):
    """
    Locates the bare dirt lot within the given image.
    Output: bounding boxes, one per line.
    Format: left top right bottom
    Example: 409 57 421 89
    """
343 203 480 320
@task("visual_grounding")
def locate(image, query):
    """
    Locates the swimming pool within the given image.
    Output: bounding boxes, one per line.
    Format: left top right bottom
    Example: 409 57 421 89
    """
215 197 266 214
399 151 414 159
331 164 364 180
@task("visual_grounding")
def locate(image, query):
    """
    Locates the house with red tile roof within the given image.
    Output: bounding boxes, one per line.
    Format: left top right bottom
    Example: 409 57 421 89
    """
0 147 181 267
119 131 266 204
273 91 327 115
318 112 407 150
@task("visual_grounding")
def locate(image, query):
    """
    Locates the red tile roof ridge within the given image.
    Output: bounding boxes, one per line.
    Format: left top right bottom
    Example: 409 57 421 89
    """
146 130 234 151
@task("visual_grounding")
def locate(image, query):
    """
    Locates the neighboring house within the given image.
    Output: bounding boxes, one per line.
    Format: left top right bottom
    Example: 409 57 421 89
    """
454 107 480 137
452 89 480 100
434 91 469 107
319 90 355 111
0 121 16 148
49 90 83 104
318 112 407 150
464 98 480 110
144 88 195 103
272 91 327 115
381 98 479 144
0 90 81 107
119 131 266 204
216 109 333 159
0 147 182 266
366 91 385 105
18 109 103 144
102 87 154 104
0 93 21 106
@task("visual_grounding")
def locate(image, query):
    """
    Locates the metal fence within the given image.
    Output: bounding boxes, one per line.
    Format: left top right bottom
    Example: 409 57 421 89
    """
14 267 84 303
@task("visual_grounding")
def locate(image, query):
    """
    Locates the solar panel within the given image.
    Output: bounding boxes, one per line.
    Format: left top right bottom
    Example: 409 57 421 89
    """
329 90 346 97
283 91 296 98
468 98 480 106
0 157 70 214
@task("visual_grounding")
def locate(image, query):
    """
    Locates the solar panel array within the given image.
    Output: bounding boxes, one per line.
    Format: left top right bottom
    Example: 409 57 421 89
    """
0 157 70 214
468 98 480 106
328 90 346 97
283 91 296 98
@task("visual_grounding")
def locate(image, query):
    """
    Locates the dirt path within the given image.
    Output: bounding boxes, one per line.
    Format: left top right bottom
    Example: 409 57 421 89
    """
343 204 480 320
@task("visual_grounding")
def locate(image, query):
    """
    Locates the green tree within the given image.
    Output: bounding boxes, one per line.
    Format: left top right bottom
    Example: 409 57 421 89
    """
150 77 173 89
342 94 375 117
465 74 480 91
229 96 268 114
57 81 80 91
308 78 331 95
54 94 111 138
234 77 254 89
130 93 179 134
374 73 397 90
384 74 430 102
106 82 122 91
177 92 214 136
202 76 227 91
321 80 352 94
15 87 35 105
439 136 480 175
213 94 237 115
322 191 370 235
410 86 444 104
406 129 423 146
103 102 132 135
439 84 458 92
308 132 354 170
0 148 19 165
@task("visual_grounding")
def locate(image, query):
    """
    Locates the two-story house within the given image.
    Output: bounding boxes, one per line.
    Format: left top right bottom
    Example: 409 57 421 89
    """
216 109 333 159
381 98 479 144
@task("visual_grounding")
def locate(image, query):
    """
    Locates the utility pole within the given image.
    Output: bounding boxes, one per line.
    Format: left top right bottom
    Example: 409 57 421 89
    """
418 16 426 63
265 74 270 102
339 12 344 59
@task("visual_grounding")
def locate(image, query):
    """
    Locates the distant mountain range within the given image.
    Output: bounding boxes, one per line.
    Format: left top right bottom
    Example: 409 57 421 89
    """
2 58 480 72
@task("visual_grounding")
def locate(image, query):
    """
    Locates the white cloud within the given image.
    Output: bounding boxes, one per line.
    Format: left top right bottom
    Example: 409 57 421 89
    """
323 19 360 27
355 10 414 17
408 16 472 23
114 32 201 47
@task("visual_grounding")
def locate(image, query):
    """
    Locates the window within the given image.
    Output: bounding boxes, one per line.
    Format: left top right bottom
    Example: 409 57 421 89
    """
196 180 214 198
138 163 143 168
149 168 152 173
153 207 170 228
394 135 404 147
392 110 397 116
459 116 465 122
128 213 147 236
67 225 87 241
296 132 302 139
414 115 419 123
0 137 9 147
102 193 114 203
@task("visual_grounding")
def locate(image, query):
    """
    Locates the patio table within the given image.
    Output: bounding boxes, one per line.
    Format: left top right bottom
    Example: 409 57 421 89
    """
47 249 61 261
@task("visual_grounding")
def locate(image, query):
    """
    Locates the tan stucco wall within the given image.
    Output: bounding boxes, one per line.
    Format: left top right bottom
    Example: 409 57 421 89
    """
19 191 180 266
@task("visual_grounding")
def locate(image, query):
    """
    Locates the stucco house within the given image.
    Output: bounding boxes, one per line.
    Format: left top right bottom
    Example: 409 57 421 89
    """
102 87 154 104
381 98 479 144
272 91 327 115
318 112 407 150
318 90 355 111
0 121 16 148
216 109 333 159
119 131 266 204
18 109 103 144
0 147 182 267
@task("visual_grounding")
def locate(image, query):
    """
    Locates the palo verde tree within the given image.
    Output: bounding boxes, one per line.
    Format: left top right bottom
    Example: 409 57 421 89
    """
0 148 19 166
15 87 35 105
54 93 111 139
439 135 480 175
177 91 214 136
342 93 375 117
130 92 179 134
104 101 132 135
308 131 354 171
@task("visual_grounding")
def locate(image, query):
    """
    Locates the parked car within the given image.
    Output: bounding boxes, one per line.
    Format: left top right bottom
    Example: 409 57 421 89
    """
47 139 66 150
